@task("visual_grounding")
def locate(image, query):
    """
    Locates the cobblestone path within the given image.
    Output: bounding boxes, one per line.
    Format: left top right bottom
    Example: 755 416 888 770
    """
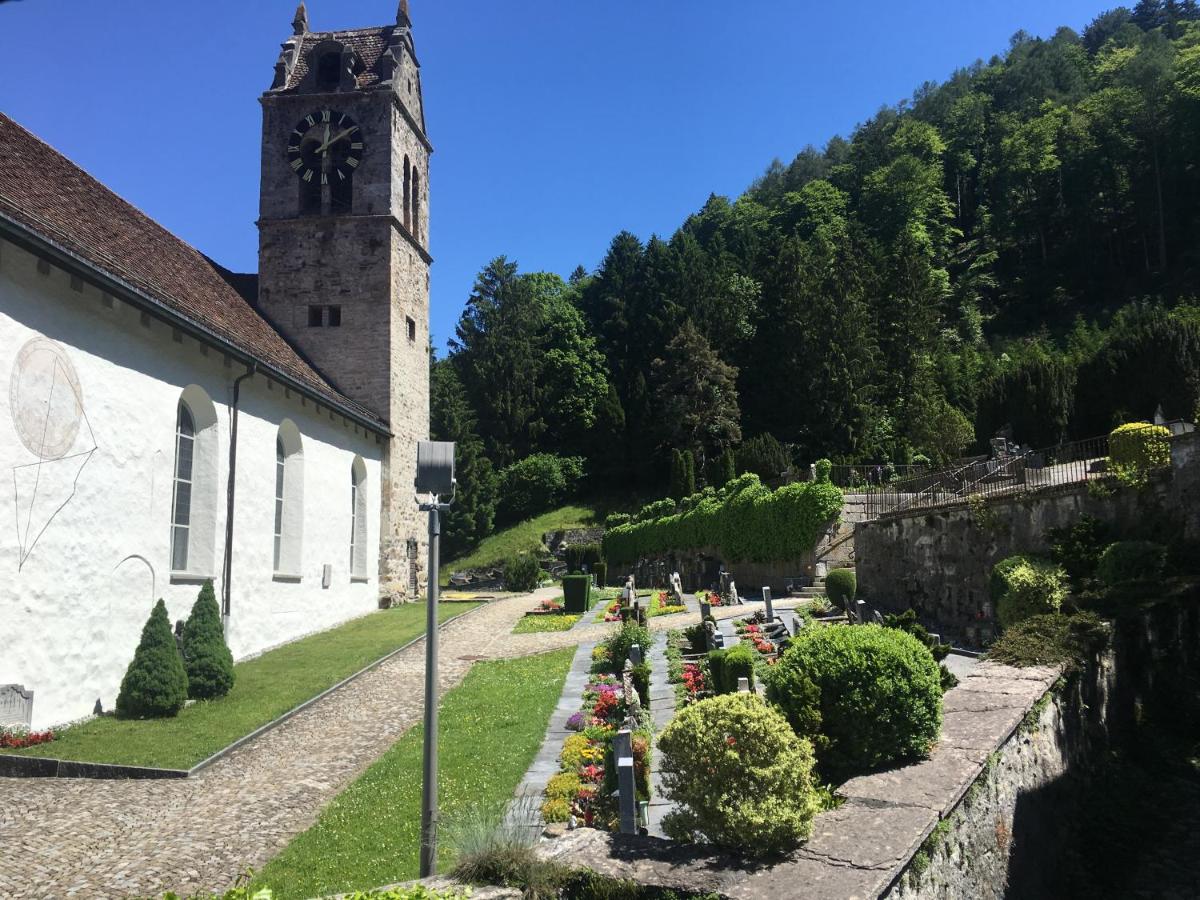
0 590 567 900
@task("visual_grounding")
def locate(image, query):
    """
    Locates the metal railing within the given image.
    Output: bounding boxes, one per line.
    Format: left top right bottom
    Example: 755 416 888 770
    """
858 436 1113 520
826 464 932 491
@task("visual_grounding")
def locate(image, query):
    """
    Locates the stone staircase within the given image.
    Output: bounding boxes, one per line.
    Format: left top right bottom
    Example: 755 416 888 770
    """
792 575 827 601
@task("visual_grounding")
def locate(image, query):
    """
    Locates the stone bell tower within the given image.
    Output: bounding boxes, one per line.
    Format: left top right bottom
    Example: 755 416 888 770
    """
257 1 431 599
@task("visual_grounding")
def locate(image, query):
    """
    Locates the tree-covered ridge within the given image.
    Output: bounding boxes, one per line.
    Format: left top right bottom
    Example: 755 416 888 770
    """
436 3 1200 555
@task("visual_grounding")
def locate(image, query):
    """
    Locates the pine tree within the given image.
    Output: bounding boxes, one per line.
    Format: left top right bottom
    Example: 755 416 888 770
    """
682 450 697 496
181 581 235 700
116 599 188 718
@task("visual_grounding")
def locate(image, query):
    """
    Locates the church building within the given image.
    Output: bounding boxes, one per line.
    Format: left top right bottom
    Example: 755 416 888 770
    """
0 2 430 730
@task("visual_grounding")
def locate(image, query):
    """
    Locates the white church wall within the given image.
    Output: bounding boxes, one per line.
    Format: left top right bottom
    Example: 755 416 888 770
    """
0 238 384 730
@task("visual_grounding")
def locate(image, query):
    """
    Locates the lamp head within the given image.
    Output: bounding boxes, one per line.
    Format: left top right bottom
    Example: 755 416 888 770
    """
415 441 456 497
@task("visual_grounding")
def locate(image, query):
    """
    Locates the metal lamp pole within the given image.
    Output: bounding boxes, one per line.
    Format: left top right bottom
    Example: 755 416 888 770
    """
414 441 455 880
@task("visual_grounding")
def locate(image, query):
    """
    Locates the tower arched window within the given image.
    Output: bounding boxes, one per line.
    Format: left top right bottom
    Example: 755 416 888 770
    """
171 387 219 576
274 420 305 576
350 457 368 579
403 155 412 231
316 52 342 91
412 168 422 244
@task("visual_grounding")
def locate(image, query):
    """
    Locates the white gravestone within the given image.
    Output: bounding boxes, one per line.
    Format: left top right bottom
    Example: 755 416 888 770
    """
0 685 34 728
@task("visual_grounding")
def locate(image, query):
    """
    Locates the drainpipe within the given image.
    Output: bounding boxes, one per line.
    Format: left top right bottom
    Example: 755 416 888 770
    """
222 364 258 625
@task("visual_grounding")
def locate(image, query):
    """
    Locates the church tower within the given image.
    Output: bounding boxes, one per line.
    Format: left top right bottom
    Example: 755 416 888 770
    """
258 1 430 598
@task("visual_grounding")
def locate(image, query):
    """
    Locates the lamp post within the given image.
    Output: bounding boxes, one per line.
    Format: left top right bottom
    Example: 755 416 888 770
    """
415 440 455 879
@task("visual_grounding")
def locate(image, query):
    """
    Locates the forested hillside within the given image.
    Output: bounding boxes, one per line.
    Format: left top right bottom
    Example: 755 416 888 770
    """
434 2 1200 557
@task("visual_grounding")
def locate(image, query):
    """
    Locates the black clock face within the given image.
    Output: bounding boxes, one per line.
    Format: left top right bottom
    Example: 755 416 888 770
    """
286 110 364 185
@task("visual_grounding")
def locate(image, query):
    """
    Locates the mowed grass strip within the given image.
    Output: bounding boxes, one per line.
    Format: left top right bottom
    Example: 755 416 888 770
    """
512 612 581 633
12 603 477 770
253 647 575 899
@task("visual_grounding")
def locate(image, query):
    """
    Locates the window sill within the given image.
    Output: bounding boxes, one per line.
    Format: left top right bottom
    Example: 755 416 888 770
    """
272 573 303 584
170 572 217 585
351 576 370 584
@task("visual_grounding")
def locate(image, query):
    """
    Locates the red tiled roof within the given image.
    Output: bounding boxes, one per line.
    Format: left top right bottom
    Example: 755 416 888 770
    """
285 27 395 91
0 112 387 432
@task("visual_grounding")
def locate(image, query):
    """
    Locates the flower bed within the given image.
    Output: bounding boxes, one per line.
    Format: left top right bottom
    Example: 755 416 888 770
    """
733 618 781 661
666 628 711 707
0 726 55 750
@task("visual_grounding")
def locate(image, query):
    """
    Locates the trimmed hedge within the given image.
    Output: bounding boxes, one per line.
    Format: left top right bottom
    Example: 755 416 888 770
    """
564 542 603 573
1109 422 1171 486
603 474 843 565
824 568 856 612
181 581 234 700
116 599 189 719
708 643 757 695
593 561 608 587
991 555 1068 630
562 574 592 613
658 693 820 854
768 624 942 778
1096 540 1167 586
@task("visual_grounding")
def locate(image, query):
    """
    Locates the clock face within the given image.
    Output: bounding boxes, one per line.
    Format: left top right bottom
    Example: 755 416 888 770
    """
286 109 364 185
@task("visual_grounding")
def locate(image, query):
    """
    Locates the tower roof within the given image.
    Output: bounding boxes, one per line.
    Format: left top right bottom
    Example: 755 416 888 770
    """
282 26 401 91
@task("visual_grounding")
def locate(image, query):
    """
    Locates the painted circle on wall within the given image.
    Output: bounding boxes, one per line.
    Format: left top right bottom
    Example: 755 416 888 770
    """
10 336 84 460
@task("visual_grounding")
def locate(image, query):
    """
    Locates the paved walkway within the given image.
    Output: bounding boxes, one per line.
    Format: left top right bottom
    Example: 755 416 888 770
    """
0 589 565 900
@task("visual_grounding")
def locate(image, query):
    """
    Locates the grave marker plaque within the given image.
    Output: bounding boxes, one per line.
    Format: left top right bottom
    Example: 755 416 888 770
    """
762 586 774 621
0 684 33 728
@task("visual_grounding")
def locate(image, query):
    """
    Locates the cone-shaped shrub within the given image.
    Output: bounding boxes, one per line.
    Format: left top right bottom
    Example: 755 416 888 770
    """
182 581 235 700
116 599 188 718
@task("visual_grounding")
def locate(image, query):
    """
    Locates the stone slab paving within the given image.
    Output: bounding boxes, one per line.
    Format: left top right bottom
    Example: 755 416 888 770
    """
645 631 676 839
0 587 567 900
535 660 1062 899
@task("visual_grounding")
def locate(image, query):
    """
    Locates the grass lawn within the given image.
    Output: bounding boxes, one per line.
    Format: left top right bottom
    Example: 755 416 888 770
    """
253 647 575 899
441 503 599 585
10 603 477 770
512 612 581 633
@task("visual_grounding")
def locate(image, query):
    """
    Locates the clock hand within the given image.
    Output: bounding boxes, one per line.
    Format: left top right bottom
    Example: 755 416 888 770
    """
315 126 357 155
320 123 331 156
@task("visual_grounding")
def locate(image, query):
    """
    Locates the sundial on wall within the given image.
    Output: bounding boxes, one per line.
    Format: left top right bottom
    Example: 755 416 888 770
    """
9 336 98 571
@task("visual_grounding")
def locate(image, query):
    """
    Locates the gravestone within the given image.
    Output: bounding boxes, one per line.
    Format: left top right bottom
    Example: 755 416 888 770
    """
728 580 739 604
628 644 643 666
614 728 637 834
0 684 33 728
762 586 774 621
856 599 868 625
737 676 751 694
699 598 711 620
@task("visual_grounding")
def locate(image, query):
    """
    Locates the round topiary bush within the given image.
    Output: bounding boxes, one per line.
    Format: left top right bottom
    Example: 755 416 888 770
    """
181 581 235 700
1096 540 1167 586
503 554 543 592
991 555 1068 630
658 693 819 855
824 568 857 613
1109 422 1171 486
116 599 189 719
814 458 833 483
769 624 942 778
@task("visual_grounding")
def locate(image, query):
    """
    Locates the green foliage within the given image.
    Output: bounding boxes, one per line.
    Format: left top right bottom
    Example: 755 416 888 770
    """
987 612 1109 671
658 693 820 855
512 613 581 634
603 474 843 565
762 660 824 747
116 599 188 719
561 574 592 613
564 543 603 573
600 622 653 674
1109 422 1172 487
181 581 234 701
603 512 631 529
707 643 757 695
814 458 833 483
497 453 585 523
1096 540 1167 586
592 561 608 587
991 555 1069 630
636 498 677 522
824 568 857 611
737 433 790 480
1049 515 1115 587
503 554 543 593
883 608 957 691
770 624 943 778
977 354 1077 448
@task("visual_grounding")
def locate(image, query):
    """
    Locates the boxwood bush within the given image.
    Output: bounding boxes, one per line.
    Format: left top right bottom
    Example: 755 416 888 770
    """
824 568 856 612
991 555 1069 629
1109 422 1171 487
116 599 189 719
602 473 842 565
1096 540 1167 586
658 693 820 855
708 643 757 695
768 624 942 779
503 554 543 592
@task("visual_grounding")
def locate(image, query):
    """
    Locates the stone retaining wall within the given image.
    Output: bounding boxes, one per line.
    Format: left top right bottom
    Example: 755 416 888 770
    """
856 431 1200 644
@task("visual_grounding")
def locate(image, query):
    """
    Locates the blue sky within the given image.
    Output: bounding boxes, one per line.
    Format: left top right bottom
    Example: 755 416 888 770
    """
1 0 1109 351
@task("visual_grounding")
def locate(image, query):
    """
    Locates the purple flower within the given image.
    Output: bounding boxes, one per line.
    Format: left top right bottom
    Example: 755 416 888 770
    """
566 712 586 731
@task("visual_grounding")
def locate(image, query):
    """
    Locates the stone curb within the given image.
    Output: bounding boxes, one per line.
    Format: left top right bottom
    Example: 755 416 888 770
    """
0 603 489 781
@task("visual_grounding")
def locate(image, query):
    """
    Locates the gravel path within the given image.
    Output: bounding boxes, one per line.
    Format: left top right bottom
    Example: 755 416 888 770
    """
0 589 568 900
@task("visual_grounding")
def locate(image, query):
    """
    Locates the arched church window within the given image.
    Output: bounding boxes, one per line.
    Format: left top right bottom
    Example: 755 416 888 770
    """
412 168 421 243
274 420 305 575
350 457 368 578
171 387 219 576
